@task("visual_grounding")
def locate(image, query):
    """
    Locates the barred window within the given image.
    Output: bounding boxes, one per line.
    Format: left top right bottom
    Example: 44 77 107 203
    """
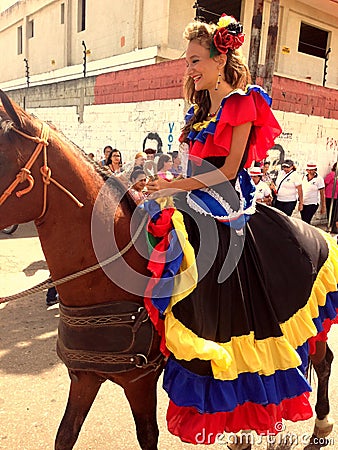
298 23 329 59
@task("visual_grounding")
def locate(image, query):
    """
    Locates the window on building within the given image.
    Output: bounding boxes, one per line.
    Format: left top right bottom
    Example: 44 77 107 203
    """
298 22 329 59
196 0 242 23
78 0 86 32
17 26 23 54
61 3 65 24
27 19 34 38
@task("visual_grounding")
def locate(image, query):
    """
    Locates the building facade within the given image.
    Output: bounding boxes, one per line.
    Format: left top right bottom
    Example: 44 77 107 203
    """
0 0 337 185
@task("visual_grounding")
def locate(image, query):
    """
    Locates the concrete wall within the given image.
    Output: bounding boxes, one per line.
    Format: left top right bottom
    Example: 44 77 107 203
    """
6 59 338 176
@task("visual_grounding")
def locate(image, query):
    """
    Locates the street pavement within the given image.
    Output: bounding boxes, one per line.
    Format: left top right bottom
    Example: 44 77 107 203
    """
0 221 337 449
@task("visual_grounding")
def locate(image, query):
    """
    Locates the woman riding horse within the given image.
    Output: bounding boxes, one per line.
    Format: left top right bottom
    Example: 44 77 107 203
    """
146 13 338 448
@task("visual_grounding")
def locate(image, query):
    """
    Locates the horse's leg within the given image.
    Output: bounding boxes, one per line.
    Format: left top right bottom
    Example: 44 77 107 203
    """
311 342 334 439
55 371 105 450
121 371 161 450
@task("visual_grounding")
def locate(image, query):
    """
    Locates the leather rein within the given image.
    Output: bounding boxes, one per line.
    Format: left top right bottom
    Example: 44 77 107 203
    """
0 122 148 303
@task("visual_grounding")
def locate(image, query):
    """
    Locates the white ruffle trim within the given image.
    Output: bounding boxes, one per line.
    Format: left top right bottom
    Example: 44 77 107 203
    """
186 185 256 221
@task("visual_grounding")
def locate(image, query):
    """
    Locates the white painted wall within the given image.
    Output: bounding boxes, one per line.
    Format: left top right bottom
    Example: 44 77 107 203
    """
29 99 185 163
273 110 338 177
29 100 338 179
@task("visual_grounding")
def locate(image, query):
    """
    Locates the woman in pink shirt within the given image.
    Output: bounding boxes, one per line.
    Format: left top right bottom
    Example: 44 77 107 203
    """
324 162 338 232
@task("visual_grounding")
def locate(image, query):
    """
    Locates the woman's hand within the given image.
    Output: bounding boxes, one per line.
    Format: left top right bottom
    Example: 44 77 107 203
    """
147 177 164 192
146 177 173 197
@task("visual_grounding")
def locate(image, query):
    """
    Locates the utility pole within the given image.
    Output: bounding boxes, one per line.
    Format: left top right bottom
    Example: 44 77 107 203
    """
248 0 264 84
263 0 280 95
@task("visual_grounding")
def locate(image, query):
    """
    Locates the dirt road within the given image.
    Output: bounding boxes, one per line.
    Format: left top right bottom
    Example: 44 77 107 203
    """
0 222 337 449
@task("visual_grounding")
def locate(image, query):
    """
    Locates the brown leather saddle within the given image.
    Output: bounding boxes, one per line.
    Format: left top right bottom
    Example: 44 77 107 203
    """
57 300 156 373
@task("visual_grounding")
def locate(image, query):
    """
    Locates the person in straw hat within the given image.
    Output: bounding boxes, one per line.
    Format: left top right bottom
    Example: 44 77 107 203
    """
301 161 325 224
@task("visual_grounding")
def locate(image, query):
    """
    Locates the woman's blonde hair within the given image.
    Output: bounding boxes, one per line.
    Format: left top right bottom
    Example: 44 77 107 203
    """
134 151 147 160
182 20 251 139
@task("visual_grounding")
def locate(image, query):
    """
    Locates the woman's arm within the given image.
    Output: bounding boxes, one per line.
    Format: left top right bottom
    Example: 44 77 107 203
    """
147 122 252 194
296 184 304 211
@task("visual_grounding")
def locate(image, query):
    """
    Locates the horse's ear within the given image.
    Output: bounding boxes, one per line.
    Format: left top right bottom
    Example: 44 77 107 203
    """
0 89 23 129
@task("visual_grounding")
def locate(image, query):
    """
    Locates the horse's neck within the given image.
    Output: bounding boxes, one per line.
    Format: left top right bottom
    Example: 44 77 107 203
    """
35 149 147 306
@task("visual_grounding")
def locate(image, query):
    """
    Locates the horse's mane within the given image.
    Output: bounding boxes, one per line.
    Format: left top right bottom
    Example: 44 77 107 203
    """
0 111 138 213
53 126 138 212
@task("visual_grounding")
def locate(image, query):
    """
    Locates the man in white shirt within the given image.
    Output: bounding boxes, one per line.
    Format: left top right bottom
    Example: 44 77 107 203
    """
301 161 325 224
274 159 303 216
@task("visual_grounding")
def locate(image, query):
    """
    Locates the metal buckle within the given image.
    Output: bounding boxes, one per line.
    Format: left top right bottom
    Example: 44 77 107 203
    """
138 306 149 322
135 353 148 368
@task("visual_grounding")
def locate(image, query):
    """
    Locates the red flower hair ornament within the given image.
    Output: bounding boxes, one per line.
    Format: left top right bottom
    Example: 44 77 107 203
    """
210 14 245 57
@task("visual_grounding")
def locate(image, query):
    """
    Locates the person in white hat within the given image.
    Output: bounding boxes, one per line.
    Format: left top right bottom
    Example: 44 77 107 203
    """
249 167 273 205
301 161 325 224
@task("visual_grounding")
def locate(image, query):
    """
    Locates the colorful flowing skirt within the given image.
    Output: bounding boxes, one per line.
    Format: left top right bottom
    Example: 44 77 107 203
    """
142 195 338 445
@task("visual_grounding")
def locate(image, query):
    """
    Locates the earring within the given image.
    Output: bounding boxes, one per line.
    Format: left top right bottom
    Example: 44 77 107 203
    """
215 72 221 91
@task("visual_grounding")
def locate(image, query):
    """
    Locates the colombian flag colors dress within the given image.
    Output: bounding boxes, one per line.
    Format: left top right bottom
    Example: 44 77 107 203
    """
142 86 338 444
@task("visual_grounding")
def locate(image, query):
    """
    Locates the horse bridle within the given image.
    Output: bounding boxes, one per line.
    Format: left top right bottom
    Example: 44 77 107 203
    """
0 122 83 218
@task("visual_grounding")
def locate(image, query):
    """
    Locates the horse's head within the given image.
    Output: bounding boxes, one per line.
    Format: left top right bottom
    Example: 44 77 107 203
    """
0 90 51 227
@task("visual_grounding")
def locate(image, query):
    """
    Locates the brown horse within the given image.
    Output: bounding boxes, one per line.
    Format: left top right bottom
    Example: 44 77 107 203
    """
0 90 164 450
0 90 334 450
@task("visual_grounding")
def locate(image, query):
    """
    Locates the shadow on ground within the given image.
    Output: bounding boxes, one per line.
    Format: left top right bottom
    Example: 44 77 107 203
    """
0 293 60 375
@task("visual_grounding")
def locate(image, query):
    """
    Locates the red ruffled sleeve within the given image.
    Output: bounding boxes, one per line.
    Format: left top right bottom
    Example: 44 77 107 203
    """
189 88 282 168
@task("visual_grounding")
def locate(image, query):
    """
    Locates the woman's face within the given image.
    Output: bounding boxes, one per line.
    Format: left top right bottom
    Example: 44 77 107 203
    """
132 174 147 192
251 175 260 185
104 147 111 158
135 155 146 166
186 40 219 92
111 151 121 164
282 166 292 173
173 155 181 166
163 158 173 171
262 163 270 174
306 169 316 178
